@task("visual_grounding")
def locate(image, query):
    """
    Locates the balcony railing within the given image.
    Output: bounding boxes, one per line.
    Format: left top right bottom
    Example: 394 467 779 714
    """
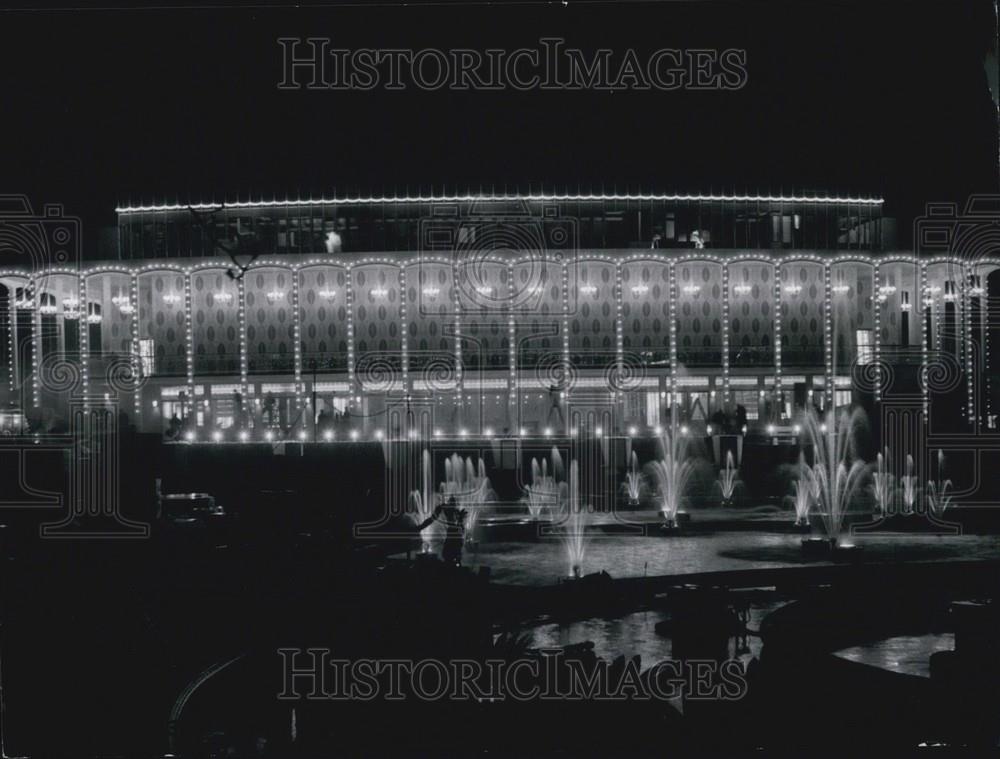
301 353 350 372
32 343 920 384
676 348 725 368
193 355 241 375
153 355 187 377
247 353 294 374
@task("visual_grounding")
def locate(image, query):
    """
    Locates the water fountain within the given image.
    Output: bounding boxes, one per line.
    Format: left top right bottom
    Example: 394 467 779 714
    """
559 459 589 578
624 450 642 506
788 452 816 529
717 450 740 507
650 426 696 532
439 453 495 545
926 451 954 518
926 478 954 517
900 454 918 516
871 448 893 518
408 448 437 552
800 407 869 551
524 447 563 520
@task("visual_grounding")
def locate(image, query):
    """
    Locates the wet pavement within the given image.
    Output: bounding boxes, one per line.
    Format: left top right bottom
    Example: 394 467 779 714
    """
833 633 955 678
456 531 1000 586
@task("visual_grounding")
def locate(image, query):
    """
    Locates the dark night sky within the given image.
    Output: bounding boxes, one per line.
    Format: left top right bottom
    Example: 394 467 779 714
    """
0 0 996 250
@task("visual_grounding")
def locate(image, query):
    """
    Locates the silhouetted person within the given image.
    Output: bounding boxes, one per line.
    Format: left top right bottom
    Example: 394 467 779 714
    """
166 414 182 440
710 409 726 433
735 404 748 432
415 496 467 566
439 498 468 566
317 409 331 435
233 390 245 427
263 393 277 427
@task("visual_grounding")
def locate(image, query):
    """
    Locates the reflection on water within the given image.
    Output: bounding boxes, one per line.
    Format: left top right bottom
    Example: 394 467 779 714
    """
522 602 781 664
833 633 955 678
464 532 1000 586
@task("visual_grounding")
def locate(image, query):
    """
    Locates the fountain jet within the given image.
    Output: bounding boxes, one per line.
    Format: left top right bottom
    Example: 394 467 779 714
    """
788 452 816 527
525 447 562 520
717 450 740 506
439 453 494 543
801 407 868 544
927 451 954 517
650 426 696 529
900 454 918 516
625 450 642 506
558 459 589 578
408 448 437 552
871 448 893 518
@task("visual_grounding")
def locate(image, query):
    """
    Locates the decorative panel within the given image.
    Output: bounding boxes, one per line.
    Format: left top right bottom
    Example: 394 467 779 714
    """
138 270 186 376
191 268 240 375
298 264 349 371
620 258 669 360
569 258 617 367
780 261 825 367
729 260 775 367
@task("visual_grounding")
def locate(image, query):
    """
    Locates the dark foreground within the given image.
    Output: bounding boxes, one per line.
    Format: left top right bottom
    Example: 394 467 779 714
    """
3 509 1000 756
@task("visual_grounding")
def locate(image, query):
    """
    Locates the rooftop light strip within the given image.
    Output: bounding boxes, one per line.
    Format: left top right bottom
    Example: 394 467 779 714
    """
115 192 885 214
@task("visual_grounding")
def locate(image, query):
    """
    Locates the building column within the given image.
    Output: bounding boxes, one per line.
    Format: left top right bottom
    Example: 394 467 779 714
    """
399 265 410 435
452 262 463 431
507 261 517 433
183 270 195 422
345 267 356 406
823 262 833 409
291 269 303 420
237 273 249 403
614 262 624 417
969 269 985 428
78 274 89 407
773 260 783 418
963 266 975 424
873 262 882 403
560 260 570 434
721 262 730 405
668 262 678 427
920 261 929 423
7 288 17 394
30 276 40 409
129 273 141 421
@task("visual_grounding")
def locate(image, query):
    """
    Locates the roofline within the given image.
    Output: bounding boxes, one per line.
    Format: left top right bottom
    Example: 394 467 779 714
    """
116 192 885 215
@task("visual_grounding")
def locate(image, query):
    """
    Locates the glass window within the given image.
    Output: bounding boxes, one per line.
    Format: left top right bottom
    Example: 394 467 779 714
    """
856 329 873 365
645 391 659 427
733 390 759 420
139 338 155 376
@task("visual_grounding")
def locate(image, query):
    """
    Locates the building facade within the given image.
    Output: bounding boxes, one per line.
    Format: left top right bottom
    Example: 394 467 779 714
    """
0 192 991 439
